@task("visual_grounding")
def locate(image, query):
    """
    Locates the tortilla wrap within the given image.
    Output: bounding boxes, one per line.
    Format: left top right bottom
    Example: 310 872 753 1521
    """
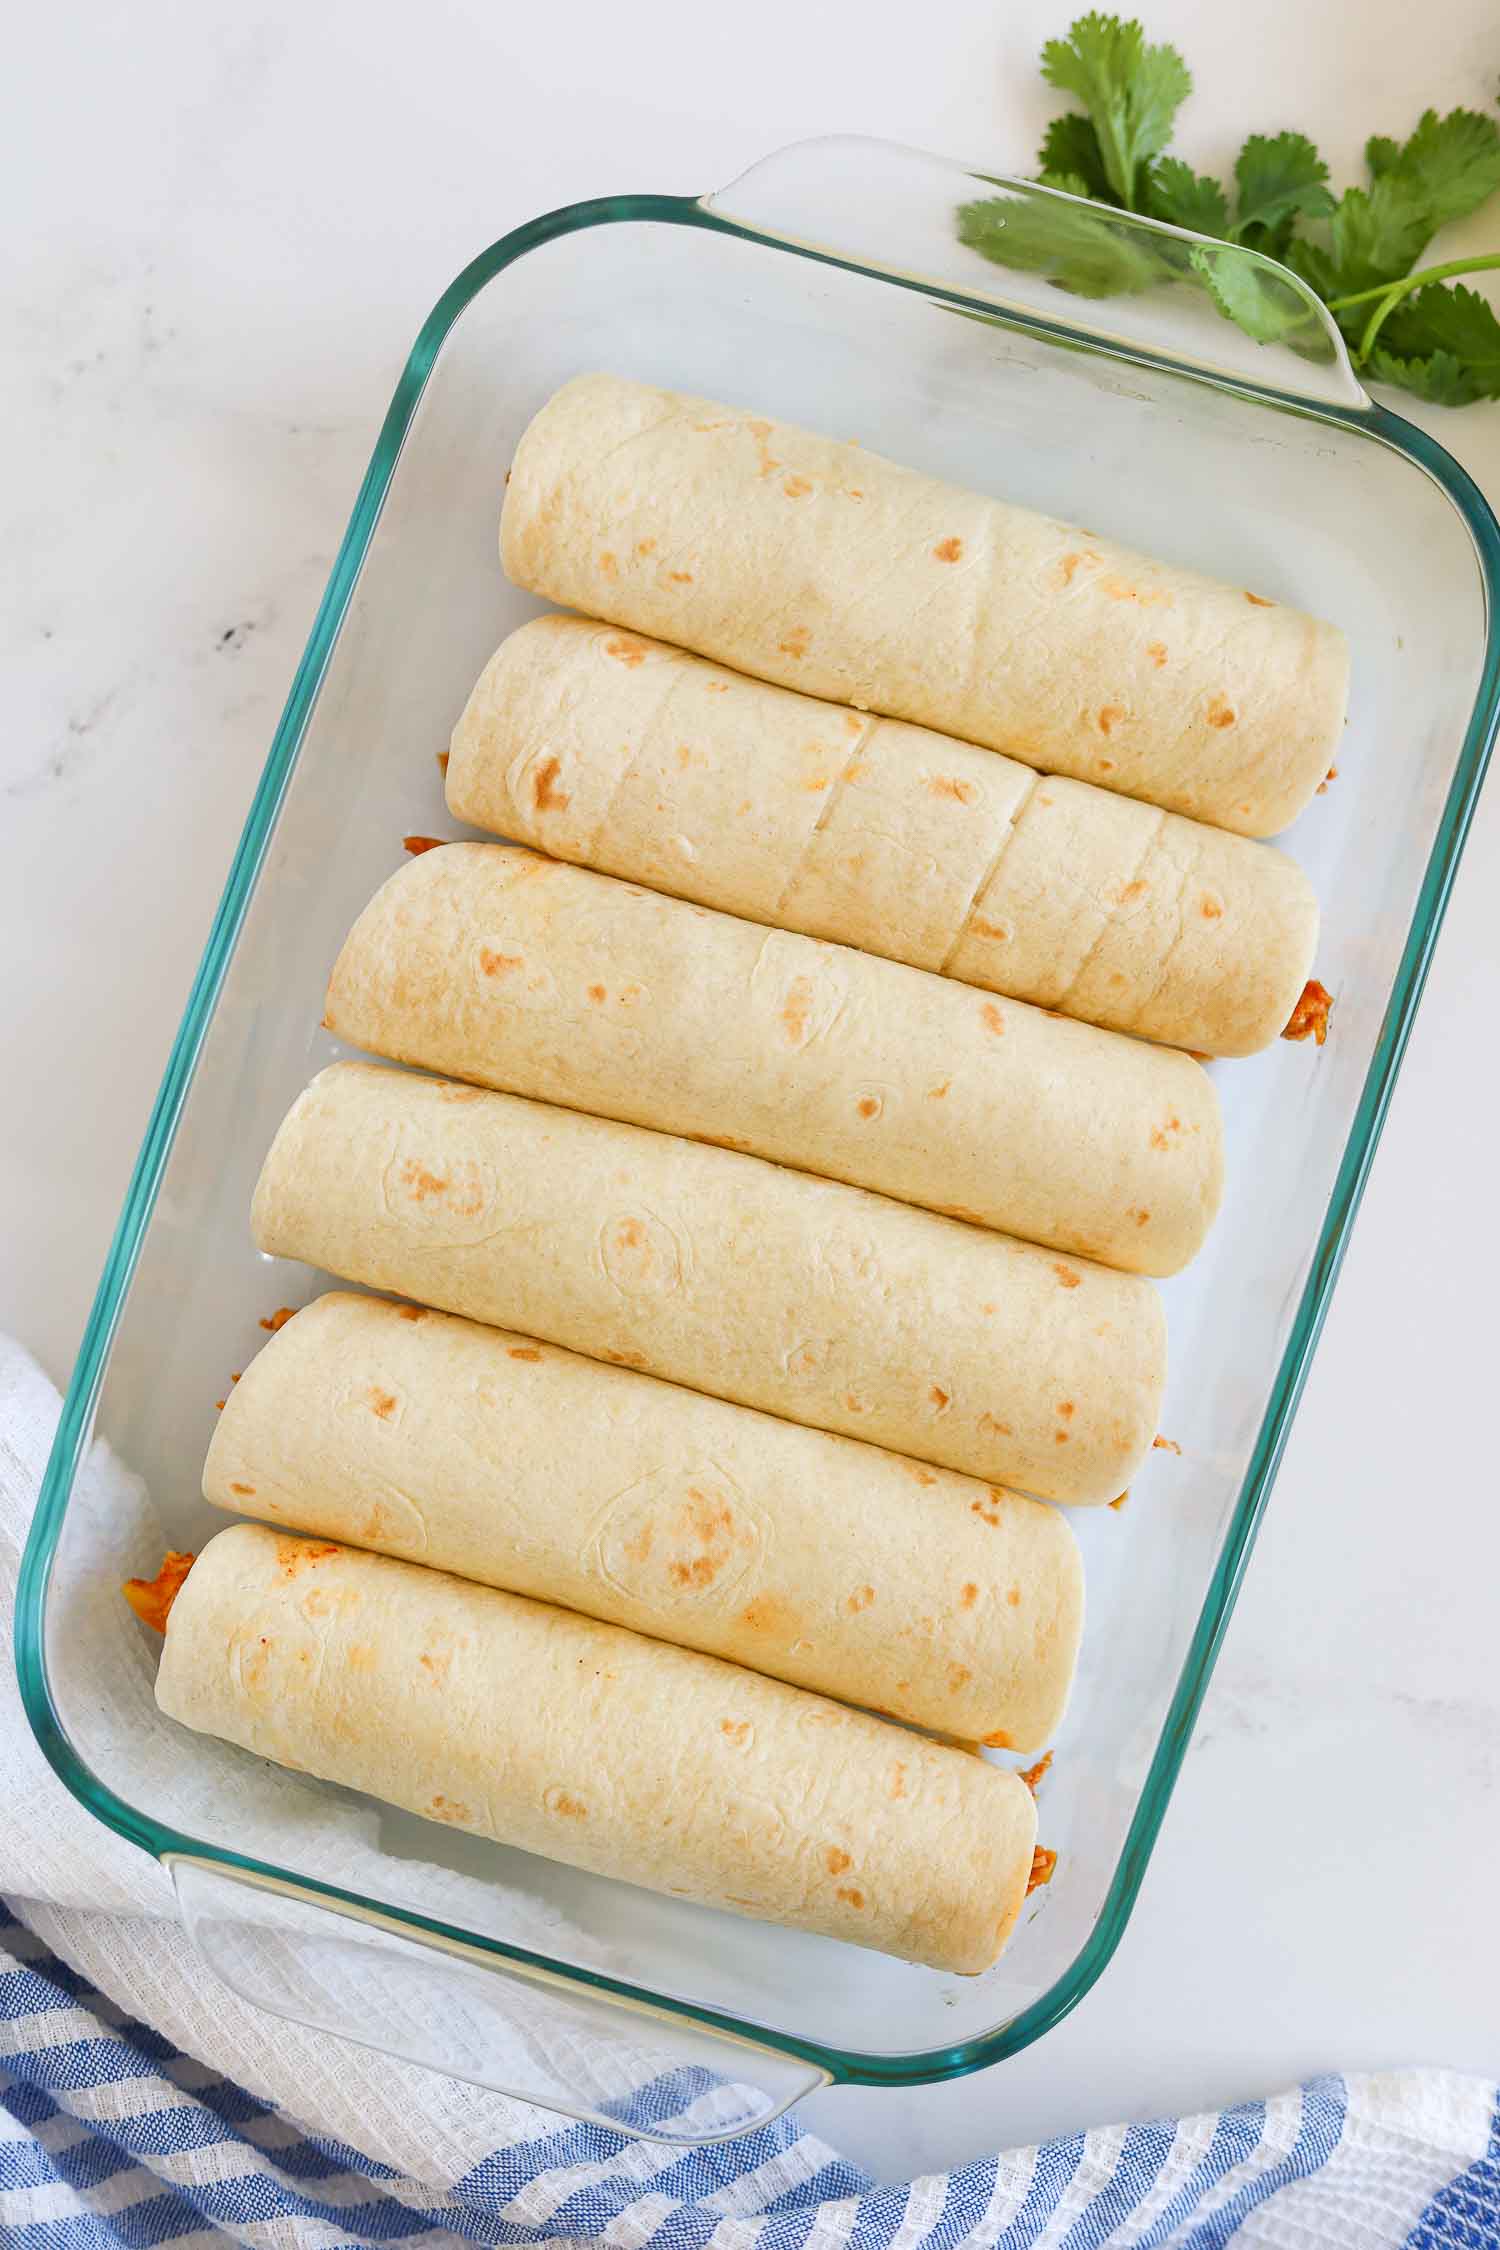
324 843 1222 1277
498 373 1349 839
250 1063 1166 1504
155 1525 1040 1972
205 1292 1084 1747
448 614 1318 1056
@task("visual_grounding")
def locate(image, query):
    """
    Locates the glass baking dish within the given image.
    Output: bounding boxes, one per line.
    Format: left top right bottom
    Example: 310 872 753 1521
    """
17 137 1500 2145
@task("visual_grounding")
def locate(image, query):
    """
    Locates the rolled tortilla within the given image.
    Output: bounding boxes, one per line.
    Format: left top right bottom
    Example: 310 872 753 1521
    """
206 1292 1084 1747
251 1063 1165 1504
156 1525 1039 1971
500 373 1349 839
325 843 1222 1276
448 614 1319 1057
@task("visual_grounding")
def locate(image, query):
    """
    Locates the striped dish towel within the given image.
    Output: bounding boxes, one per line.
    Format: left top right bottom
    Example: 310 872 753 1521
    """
4 1333 1498 2246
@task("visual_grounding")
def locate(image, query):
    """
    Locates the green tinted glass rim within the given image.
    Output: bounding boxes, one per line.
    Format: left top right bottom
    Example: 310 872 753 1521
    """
16 189 1500 2091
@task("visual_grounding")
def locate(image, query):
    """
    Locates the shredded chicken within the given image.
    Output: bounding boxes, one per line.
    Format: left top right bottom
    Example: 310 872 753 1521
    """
1018 1751 1053 1795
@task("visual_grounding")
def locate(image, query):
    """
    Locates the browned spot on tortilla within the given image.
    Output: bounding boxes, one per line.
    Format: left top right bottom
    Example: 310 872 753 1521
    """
902 1460 938 1488
843 1392 870 1415
599 550 621 580
846 1584 876 1613
615 1218 643 1248
978 1416 1011 1440
605 635 647 667
1207 696 1236 729
1097 756 1116 772
836 1886 866 1909
229 1481 255 1496
1057 1401 1075 1421
778 626 810 658
274 1538 341 1579
587 983 606 1002
857 1096 880 1118
419 1649 452 1682
346 1641 376 1671
478 947 523 977
970 1496 1005 1526
1154 1434 1182 1455
948 1663 971 1693
1150 1127 1169 1149
932 536 963 562
887 1762 907 1799
1098 705 1126 735
367 1387 398 1420
1198 894 1225 921
825 1846 852 1874
668 569 694 583
930 1384 951 1410
982 1727 1013 1749
549 1791 588 1819
259 1306 297 1334
929 773 975 803
669 1555 719 1589
396 1304 427 1322
634 537 656 556
801 773 830 791
438 1081 484 1100
780 977 814 1044
967 917 1010 943
959 1582 979 1610
403 834 445 855
1245 590 1274 606
1054 1427 1071 1444
1005 1585 1022 1606
429 1794 470 1824
1126 1208 1150 1229
398 1160 450 1202
1057 550 1100 586
705 679 729 693
507 1345 542 1362
1027 1847 1058 1895
1146 640 1168 667
782 474 813 498
981 1002 1005 1036
602 1348 649 1367
531 756 570 813
738 1594 787 1633
928 1078 951 1099
720 1717 751 1745
1115 878 1147 904
1052 1264 1081 1290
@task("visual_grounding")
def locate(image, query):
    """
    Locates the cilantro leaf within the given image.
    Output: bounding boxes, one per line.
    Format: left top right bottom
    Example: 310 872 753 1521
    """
957 190 1172 298
1188 242 1324 348
1040 13 1192 209
1232 133 1335 238
1371 107 1500 229
1038 113 1118 203
1365 345 1490 404
1324 174 1436 295
1372 280 1500 396
1147 157 1230 235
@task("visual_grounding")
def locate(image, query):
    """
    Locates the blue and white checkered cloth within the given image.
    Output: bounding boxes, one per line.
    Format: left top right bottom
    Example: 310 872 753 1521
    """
2 1901 1497 2248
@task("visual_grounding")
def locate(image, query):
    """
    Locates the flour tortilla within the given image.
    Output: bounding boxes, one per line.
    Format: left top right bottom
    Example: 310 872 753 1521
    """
325 844 1221 1277
250 1063 1166 1505
499 373 1349 838
449 614 1318 1056
206 1293 1084 1747
158 1527 1040 1972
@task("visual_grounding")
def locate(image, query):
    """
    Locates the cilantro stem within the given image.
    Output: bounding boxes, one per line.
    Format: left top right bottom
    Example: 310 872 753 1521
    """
1325 254 1500 363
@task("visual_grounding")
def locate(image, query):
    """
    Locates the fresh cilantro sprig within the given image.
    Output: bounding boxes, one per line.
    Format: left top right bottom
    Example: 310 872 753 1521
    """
957 13 1500 405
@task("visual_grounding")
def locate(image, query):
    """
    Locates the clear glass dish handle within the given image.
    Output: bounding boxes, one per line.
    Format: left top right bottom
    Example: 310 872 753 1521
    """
170 1857 828 2146
704 135 1368 413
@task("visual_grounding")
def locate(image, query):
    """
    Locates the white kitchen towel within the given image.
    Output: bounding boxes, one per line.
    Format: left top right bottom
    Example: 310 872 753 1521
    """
3 1327 1497 2247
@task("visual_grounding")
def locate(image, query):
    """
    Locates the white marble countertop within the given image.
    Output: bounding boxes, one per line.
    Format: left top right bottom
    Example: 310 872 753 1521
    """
4 0 1498 2180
